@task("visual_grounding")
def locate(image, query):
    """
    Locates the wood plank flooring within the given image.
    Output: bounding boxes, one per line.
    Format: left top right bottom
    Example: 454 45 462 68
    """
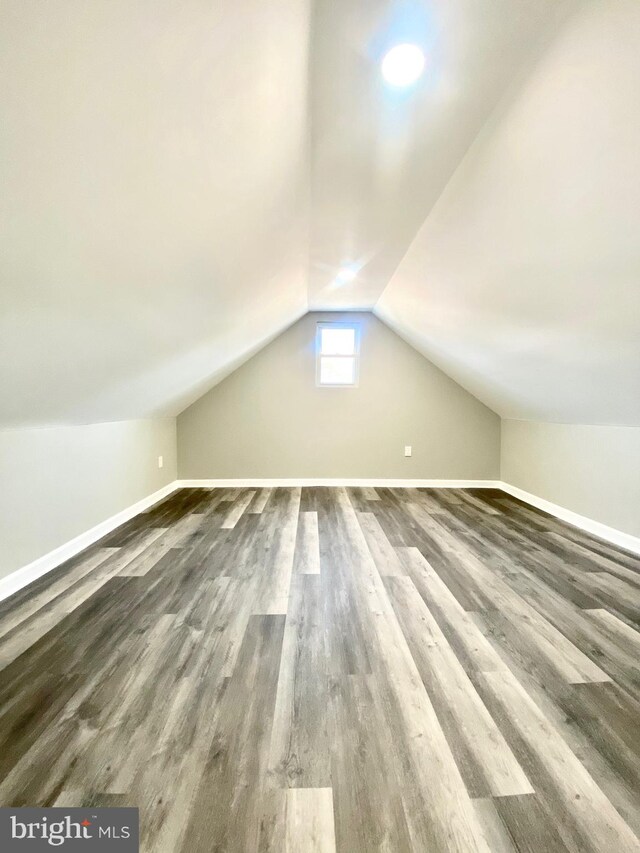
0 486 639 852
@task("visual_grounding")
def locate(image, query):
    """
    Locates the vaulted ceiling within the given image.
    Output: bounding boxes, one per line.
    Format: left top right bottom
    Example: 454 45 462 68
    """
1 0 638 427
376 0 640 425
0 0 310 426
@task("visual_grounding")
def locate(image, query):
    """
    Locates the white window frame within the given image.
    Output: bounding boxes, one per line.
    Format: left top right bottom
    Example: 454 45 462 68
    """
316 321 361 388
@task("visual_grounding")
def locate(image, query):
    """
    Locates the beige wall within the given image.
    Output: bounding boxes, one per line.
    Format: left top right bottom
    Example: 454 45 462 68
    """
501 420 640 538
0 418 177 579
178 313 500 480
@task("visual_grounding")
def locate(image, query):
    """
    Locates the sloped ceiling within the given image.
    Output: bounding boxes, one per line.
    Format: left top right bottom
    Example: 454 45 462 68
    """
2 0 637 428
0 0 310 426
307 0 573 310
377 0 640 425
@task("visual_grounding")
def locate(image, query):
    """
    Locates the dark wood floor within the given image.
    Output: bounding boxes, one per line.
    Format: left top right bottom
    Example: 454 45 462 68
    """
0 487 639 852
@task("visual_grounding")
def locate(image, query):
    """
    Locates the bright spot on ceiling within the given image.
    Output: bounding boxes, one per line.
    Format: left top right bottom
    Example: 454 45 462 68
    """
335 265 359 285
381 43 425 87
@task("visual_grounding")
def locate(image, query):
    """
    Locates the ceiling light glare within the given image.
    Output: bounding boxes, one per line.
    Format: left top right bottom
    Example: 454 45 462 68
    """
381 43 425 87
335 266 358 285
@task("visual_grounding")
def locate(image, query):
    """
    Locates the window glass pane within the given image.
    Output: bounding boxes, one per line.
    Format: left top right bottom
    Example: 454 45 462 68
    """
320 356 355 385
320 326 355 355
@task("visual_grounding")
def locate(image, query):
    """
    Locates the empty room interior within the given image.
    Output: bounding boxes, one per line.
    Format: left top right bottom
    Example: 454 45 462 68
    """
1 0 640 851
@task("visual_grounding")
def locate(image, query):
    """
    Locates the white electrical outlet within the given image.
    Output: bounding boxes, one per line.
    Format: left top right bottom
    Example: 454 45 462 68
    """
404 446 412 457
158 455 164 469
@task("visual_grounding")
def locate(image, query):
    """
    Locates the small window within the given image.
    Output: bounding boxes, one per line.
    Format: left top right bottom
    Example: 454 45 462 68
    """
316 322 360 387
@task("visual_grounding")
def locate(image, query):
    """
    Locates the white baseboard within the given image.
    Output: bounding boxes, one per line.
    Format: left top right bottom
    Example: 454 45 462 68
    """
497 481 640 556
2 476 637 606
176 478 501 489
0 480 181 604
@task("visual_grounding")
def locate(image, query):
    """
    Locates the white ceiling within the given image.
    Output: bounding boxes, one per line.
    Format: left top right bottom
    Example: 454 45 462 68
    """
377 0 640 425
1 0 638 427
0 0 310 426
308 0 573 310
